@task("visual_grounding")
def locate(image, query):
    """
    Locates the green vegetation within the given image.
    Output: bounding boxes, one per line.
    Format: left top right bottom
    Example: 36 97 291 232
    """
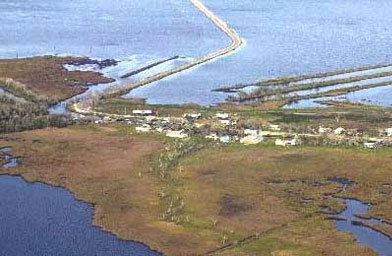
0 93 68 133
2 100 392 255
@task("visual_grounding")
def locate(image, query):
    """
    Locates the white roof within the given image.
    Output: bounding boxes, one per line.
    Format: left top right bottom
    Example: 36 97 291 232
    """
166 130 188 139
132 110 153 114
240 135 264 145
215 113 230 119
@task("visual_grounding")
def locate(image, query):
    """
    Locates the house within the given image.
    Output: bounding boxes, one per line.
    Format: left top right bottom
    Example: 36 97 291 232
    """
244 129 260 136
275 138 298 147
205 133 219 141
240 135 264 145
132 110 153 116
319 127 332 134
166 130 188 139
364 142 377 149
334 127 346 135
219 119 231 126
215 113 230 119
269 124 281 131
183 113 202 119
386 128 392 136
103 116 112 122
275 139 286 146
219 136 231 143
286 138 298 146
145 116 157 122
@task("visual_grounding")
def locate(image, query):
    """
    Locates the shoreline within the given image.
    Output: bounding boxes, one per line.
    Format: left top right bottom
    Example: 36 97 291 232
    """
0 170 163 255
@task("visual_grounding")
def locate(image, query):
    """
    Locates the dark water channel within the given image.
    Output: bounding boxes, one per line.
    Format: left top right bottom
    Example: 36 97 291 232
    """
328 177 392 255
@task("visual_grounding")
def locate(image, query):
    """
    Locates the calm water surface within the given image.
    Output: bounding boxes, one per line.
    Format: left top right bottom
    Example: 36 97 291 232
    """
0 175 160 256
335 199 392 256
2 0 392 105
126 0 392 104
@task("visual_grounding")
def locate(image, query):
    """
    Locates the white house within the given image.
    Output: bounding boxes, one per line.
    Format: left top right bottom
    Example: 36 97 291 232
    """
132 110 153 116
269 124 281 131
334 127 346 135
364 142 377 149
386 128 392 136
215 113 230 119
205 133 219 141
240 135 264 145
219 136 231 143
275 138 298 147
166 130 188 139
319 127 332 134
183 113 202 119
275 139 286 146
244 129 260 136
219 119 231 126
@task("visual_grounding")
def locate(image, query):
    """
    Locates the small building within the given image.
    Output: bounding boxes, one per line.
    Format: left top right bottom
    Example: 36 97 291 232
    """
286 138 298 146
269 124 281 131
132 110 154 116
319 127 332 134
364 142 377 149
244 129 260 136
219 119 231 126
275 139 286 146
219 136 231 143
275 138 298 147
183 113 202 119
240 135 264 145
334 127 346 135
166 130 188 139
205 133 219 141
215 113 230 119
386 128 392 136
103 116 112 122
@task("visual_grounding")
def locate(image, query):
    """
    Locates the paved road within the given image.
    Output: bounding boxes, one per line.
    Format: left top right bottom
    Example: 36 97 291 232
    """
98 0 243 99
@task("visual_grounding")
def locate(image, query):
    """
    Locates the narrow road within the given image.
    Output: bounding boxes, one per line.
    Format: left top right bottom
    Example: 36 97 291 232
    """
98 0 243 99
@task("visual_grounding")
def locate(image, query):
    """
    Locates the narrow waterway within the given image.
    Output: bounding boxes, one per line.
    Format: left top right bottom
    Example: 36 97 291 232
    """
334 199 392 255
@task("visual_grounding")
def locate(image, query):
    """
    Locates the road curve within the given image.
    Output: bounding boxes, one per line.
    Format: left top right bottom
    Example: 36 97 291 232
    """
98 0 243 99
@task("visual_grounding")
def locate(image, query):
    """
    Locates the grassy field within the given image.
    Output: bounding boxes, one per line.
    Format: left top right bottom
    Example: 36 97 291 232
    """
0 56 113 101
0 114 391 255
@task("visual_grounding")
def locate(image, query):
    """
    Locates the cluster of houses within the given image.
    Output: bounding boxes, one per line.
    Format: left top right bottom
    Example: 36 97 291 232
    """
316 126 392 149
74 105 392 149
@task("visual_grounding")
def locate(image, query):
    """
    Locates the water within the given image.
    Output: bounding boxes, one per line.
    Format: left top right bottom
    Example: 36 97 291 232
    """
0 148 159 255
334 199 392 256
0 175 160 256
0 0 225 59
2 0 392 106
287 76 392 97
289 65 392 86
284 85 392 108
126 0 392 105
342 86 392 107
